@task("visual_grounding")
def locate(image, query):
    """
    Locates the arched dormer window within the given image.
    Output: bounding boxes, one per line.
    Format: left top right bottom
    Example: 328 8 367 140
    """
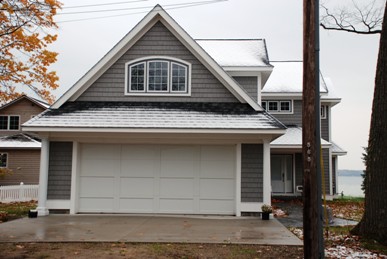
125 57 191 96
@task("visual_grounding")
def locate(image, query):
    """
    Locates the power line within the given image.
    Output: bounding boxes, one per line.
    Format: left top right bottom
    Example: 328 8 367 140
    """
58 0 226 15
62 0 148 9
57 0 227 23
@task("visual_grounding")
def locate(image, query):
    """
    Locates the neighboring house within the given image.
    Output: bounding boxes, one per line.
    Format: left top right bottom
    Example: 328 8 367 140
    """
23 5 344 217
263 61 346 197
0 95 48 185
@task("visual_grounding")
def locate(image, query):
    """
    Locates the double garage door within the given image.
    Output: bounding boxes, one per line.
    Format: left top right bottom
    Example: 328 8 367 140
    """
78 144 236 215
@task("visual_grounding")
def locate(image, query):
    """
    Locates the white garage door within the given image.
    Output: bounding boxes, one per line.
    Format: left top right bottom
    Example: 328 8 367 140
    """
78 144 236 214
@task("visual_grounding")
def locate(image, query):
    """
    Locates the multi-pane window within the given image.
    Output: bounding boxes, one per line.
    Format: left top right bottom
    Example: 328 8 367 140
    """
148 61 168 91
0 115 19 130
130 62 145 91
127 58 190 94
261 101 292 113
171 63 187 92
0 153 7 168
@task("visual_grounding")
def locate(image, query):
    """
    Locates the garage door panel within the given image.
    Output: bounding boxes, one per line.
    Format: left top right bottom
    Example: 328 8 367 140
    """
119 198 154 213
160 159 196 178
200 145 235 161
160 178 194 198
121 159 157 177
79 177 115 197
121 145 159 160
79 198 114 212
159 199 194 213
119 177 154 198
160 146 200 161
200 160 235 178
200 199 234 214
200 179 235 199
82 144 121 159
81 160 121 177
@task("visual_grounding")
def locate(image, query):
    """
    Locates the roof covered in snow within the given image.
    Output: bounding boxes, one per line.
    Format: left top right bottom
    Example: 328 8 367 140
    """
196 39 271 67
331 141 347 155
0 94 49 110
0 133 41 149
271 126 331 147
262 61 331 95
23 102 286 131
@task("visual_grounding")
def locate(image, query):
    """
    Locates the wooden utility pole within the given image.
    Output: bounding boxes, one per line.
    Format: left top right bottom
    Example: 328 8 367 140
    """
303 0 324 258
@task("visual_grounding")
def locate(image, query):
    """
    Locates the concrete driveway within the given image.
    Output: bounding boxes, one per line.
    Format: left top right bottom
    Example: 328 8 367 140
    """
0 215 301 245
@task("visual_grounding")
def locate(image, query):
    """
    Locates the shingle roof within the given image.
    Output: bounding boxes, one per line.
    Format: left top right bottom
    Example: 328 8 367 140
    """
0 133 41 149
23 102 285 131
331 141 347 156
196 39 271 67
271 126 331 147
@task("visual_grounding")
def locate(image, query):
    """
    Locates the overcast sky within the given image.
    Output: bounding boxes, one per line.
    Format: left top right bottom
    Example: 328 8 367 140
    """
49 0 382 170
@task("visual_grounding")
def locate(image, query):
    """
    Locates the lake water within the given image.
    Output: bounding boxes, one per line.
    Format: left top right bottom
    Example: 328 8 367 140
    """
338 175 364 197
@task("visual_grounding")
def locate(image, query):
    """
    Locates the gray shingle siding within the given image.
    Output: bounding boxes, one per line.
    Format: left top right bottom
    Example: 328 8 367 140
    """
241 144 263 202
268 100 302 126
47 142 73 200
322 148 331 195
77 21 238 103
295 153 303 187
233 76 257 102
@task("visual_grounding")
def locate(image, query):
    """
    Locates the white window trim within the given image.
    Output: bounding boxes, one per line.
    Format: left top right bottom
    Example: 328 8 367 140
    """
170 62 188 93
321 105 327 119
125 56 191 96
261 100 294 114
0 115 20 131
0 152 8 168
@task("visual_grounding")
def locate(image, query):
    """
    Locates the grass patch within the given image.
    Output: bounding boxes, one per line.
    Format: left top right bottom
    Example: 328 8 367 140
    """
333 196 364 203
0 201 37 222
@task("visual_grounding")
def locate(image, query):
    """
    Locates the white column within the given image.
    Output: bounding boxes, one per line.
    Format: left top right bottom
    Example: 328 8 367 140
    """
70 141 79 214
37 138 49 216
263 139 271 205
235 143 242 217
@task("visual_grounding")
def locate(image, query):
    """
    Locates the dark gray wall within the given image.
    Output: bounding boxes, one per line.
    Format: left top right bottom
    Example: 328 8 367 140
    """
77 21 238 103
241 144 263 202
321 106 330 141
233 76 257 102
295 153 303 187
47 142 73 200
332 156 337 195
322 148 331 195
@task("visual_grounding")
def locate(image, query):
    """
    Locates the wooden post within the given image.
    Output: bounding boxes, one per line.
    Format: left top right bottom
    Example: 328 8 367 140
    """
303 0 324 258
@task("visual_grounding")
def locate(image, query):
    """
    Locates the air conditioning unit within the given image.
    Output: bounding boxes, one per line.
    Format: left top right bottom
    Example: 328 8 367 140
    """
296 185 303 192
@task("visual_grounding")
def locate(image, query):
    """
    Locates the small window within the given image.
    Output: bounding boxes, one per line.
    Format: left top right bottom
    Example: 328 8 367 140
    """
0 153 7 168
171 63 187 92
280 101 291 112
321 105 327 119
148 61 169 92
0 115 19 130
268 101 278 112
0 116 8 130
129 62 145 92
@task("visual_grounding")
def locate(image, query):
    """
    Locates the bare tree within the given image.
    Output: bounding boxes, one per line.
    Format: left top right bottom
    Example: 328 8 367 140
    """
320 0 387 246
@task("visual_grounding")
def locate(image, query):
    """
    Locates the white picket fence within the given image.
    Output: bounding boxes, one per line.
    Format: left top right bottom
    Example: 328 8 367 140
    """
0 183 39 202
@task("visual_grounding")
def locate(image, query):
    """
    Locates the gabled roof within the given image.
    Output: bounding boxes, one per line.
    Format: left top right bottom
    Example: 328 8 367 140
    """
196 39 271 69
23 102 286 133
0 94 49 110
331 141 347 156
52 5 261 111
0 133 41 149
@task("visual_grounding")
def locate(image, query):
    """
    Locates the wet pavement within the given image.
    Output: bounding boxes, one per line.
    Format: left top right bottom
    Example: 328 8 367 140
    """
274 201 358 228
0 214 302 245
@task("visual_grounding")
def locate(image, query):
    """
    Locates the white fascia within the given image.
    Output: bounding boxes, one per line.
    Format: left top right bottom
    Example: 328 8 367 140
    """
22 127 286 136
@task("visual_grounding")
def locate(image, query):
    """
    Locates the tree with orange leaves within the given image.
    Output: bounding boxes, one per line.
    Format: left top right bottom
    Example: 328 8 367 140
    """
0 0 62 104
